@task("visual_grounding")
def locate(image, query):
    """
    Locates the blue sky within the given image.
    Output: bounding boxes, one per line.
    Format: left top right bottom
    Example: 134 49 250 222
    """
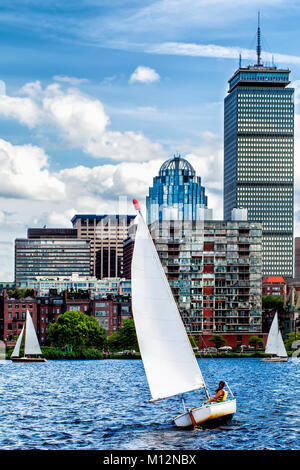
1 0 300 280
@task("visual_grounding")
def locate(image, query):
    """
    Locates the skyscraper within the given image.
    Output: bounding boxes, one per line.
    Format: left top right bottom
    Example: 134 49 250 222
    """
224 17 294 277
146 154 208 224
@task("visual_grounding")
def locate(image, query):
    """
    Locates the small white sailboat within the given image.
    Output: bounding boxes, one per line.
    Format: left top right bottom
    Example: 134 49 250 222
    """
262 312 288 362
131 199 236 428
10 310 46 362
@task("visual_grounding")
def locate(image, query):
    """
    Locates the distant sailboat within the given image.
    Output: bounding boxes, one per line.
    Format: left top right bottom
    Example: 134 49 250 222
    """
262 312 288 362
10 310 46 362
131 199 236 428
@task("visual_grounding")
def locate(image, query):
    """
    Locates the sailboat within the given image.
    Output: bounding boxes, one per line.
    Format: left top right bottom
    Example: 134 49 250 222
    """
10 310 47 362
131 199 236 428
262 312 288 362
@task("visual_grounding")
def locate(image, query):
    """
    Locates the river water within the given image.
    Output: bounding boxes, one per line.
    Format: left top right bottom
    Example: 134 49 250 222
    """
0 358 299 450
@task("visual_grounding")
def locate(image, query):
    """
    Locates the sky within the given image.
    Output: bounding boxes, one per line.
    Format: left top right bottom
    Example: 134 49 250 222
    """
1 0 300 280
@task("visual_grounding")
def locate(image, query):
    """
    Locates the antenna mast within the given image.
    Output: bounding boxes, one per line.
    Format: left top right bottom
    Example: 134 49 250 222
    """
256 11 262 66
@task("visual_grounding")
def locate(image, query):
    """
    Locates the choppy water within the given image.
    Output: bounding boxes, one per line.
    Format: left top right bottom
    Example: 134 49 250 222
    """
0 358 299 450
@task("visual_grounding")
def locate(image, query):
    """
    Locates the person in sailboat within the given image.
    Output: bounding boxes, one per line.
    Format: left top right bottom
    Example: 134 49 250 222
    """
204 381 227 404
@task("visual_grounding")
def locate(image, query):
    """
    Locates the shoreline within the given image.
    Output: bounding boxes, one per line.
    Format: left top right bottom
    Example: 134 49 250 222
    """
5 347 293 360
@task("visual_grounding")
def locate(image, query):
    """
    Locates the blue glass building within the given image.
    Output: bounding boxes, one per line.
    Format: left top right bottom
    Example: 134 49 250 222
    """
146 154 208 224
224 23 294 277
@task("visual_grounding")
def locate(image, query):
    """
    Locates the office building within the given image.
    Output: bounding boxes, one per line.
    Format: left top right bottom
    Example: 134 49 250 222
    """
15 238 90 286
146 154 208 225
71 214 135 279
224 20 294 276
27 228 78 239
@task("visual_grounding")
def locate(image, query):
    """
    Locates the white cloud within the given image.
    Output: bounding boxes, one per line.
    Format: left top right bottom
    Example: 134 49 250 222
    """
0 94 41 127
0 80 165 162
129 66 160 84
146 41 300 64
0 138 65 201
53 75 89 86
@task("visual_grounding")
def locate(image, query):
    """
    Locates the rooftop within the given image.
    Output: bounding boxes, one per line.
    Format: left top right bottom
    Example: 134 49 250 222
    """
263 276 285 284
159 154 195 175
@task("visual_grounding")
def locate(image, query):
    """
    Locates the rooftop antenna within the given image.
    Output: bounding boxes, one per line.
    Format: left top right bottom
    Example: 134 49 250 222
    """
256 11 262 66
239 53 242 68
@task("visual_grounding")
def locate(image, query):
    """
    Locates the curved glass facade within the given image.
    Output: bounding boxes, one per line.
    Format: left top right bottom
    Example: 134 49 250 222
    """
146 155 208 224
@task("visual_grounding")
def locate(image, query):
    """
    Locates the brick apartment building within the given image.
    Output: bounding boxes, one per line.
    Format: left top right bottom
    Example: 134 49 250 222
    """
1 289 132 346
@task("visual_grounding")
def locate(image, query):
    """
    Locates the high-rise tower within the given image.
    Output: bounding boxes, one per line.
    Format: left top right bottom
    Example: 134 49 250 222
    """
224 15 294 276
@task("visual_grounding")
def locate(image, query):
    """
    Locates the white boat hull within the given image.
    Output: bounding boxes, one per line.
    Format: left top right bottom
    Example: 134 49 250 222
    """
173 398 236 428
261 356 288 362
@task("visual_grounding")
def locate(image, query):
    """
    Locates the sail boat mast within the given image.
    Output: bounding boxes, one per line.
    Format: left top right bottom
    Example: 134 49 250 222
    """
132 199 210 401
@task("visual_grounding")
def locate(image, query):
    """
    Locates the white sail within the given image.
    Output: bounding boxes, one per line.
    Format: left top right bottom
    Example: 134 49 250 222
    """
10 325 25 358
265 313 287 357
24 310 42 356
276 329 288 358
131 212 205 401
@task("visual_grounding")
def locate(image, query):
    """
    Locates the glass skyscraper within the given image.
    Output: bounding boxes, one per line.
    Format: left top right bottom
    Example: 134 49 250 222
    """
224 27 294 276
146 154 208 224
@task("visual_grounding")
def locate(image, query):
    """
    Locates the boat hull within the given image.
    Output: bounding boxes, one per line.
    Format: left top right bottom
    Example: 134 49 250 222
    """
10 357 47 363
173 398 236 428
261 357 288 362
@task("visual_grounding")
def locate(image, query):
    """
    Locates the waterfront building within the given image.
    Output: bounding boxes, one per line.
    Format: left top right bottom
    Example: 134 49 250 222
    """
71 214 135 279
91 295 132 335
2 293 37 344
14 238 91 287
37 292 65 344
149 213 263 348
1 287 132 345
224 20 294 277
262 275 286 297
146 154 208 225
19 274 131 298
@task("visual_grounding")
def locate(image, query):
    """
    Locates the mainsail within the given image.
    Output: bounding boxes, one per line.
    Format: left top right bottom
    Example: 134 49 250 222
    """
131 210 205 401
10 325 25 358
265 313 287 358
24 310 42 356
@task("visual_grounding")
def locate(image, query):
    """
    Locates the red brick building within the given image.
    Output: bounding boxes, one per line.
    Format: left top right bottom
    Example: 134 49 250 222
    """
91 295 132 335
2 294 37 346
198 332 267 349
262 276 286 298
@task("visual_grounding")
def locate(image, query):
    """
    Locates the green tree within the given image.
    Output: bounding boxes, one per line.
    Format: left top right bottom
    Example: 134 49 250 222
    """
262 295 284 311
23 288 35 298
48 311 107 349
249 336 264 349
208 334 227 349
8 288 23 299
107 318 139 351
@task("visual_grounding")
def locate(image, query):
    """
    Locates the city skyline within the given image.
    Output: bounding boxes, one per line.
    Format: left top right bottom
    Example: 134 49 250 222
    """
1 2 300 280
